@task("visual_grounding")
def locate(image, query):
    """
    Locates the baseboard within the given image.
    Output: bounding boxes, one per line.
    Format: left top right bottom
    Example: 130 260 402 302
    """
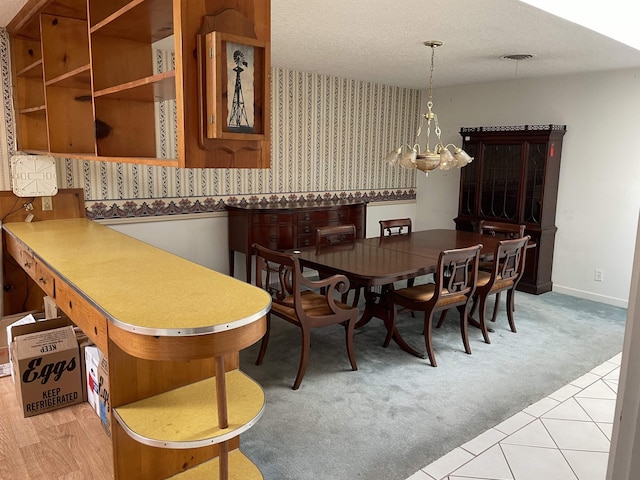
553 285 628 309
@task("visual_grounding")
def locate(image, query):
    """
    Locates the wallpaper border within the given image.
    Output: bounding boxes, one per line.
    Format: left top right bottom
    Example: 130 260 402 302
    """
85 189 416 220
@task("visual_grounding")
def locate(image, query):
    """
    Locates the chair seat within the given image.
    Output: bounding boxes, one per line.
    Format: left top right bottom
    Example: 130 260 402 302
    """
272 291 353 319
394 283 468 307
476 271 515 292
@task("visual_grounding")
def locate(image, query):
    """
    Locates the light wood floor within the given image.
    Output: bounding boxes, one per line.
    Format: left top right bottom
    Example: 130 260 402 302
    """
0 375 113 479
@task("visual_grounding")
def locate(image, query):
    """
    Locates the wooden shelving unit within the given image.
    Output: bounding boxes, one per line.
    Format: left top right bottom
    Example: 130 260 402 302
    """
7 0 271 169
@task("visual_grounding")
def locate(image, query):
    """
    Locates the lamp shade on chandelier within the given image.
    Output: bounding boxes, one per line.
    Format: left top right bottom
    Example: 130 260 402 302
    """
385 41 473 176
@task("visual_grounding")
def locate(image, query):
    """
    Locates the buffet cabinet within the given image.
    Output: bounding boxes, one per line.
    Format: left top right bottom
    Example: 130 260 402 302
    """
7 0 270 169
454 125 566 294
227 202 367 282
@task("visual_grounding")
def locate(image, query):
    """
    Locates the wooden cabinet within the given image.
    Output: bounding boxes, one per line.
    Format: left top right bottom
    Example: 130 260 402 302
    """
7 0 270 169
227 202 368 282
454 125 566 294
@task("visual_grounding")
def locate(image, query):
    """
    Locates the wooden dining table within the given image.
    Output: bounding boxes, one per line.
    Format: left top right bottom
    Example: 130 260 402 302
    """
290 229 508 358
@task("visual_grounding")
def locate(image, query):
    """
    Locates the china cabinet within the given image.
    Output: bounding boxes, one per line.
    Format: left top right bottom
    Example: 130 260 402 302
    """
454 125 566 294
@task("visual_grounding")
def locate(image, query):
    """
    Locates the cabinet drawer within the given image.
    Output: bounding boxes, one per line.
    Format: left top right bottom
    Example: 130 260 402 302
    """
35 262 55 298
20 249 37 278
252 213 294 225
55 281 109 354
252 225 294 250
297 234 315 248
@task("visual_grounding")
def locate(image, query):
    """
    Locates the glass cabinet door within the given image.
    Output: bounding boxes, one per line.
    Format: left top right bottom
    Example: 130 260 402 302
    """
479 144 522 221
523 143 546 225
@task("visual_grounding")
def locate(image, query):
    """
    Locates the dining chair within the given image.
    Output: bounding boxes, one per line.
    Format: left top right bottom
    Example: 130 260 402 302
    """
379 218 416 313
477 220 526 319
468 235 530 344
379 218 412 237
315 224 357 250
316 224 362 306
478 220 526 239
252 243 359 390
385 244 482 367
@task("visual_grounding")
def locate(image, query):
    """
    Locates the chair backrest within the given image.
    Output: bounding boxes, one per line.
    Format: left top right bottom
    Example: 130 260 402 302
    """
316 224 357 250
379 218 412 237
486 235 530 286
433 244 482 304
478 220 525 239
253 243 300 302
252 243 354 322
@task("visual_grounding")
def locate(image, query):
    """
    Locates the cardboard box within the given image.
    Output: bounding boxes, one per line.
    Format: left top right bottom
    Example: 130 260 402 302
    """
97 350 111 438
2 311 42 379
85 346 100 412
11 320 83 417
43 296 63 319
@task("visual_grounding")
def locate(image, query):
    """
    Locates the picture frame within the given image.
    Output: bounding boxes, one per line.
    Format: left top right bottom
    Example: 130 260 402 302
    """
204 32 268 140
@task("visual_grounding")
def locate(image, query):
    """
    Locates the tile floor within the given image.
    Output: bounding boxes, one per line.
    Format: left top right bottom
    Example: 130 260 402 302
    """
405 352 622 480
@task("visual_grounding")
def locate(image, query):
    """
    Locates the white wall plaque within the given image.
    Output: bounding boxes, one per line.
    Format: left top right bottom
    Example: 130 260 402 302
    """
11 155 58 197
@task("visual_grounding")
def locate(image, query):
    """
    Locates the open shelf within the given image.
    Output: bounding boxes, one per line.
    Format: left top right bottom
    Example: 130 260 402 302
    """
19 105 46 114
16 59 43 78
167 449 263 480
40 14 89 82
113 370 265 448
45 64 91 89
90 0 174 44
94 71 176 102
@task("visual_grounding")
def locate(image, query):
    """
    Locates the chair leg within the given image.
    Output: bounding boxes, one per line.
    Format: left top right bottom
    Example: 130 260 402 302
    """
293 327 311 390
255 314 271 365
506 289 517 333
344 317 358 371
478 295 491 344
491 292 501 322
458 305 472 354
423 312 437 367
436 310 448 328
351 287 361 308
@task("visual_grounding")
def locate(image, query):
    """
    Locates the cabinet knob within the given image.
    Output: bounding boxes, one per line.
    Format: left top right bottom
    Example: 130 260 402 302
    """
269 215 278 222
38 277 46 284
338 212 344 219
304 226 310 233
303 213 311 221
269 235 278 244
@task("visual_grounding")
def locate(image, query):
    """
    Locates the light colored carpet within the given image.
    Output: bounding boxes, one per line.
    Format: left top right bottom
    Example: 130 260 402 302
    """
239 291 627 480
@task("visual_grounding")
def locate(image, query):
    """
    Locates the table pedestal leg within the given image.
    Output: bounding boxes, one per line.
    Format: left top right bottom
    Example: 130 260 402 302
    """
356 285 426 359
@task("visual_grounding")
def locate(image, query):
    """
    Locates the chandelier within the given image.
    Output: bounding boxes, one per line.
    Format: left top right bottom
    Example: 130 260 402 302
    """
384 41 473 176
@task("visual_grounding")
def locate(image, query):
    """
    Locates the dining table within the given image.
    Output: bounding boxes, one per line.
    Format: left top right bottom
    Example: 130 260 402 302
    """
290 229 512 358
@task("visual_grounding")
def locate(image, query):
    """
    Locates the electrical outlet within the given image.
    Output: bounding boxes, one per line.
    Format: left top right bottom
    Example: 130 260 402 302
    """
41 196 52 211
594 269 604 282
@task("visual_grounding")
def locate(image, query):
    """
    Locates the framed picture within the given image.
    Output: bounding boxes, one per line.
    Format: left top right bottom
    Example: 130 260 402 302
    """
204 32 268 140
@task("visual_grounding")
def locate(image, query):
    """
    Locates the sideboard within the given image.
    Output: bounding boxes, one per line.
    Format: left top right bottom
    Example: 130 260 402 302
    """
227 201 367 282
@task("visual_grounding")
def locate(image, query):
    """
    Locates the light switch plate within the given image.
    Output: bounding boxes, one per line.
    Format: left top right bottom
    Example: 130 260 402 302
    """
11 155 58 197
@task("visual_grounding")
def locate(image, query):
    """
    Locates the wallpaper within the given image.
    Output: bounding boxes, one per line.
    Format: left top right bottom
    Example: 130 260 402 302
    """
0 29 419 219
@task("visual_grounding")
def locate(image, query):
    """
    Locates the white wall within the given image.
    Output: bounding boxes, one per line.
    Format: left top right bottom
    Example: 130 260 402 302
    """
417 68 640 307
104 201 417 281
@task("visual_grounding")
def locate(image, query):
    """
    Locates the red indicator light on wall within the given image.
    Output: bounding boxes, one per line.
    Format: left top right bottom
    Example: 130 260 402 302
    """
550 143 555 157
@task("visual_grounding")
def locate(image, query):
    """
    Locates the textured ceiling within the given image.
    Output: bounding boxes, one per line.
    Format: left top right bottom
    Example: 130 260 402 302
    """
2 0 640 89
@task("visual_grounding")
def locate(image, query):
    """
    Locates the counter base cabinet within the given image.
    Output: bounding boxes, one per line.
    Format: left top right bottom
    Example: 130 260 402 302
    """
3 217 270 480
227 202 367 282
455 125 566 295
8 0 271 169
